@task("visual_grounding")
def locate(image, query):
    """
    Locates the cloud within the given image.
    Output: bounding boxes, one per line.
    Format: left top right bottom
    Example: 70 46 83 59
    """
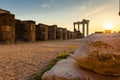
41 4 50 8
85 8 102 17
85 5 108 17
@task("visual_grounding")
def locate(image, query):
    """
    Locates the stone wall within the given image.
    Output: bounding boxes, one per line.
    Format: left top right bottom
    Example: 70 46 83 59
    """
56 27 63 40
36 23 48 41
48 25 57 40
0 13 15 43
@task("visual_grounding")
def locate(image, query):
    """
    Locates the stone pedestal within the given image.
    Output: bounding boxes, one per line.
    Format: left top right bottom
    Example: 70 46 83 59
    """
67 31 71 39
36 23 48 41
15 20 36 42
70 32 74 39
48 25 57 40
56 27 63 40
62 28 67 40
0 13 15 43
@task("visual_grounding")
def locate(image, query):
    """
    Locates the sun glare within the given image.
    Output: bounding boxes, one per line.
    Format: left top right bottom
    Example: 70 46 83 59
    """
104 22 113 30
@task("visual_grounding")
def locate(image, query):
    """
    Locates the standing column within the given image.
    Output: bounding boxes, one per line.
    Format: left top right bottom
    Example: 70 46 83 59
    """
82 23 85 36
87 23 89 36
74 23 75 32
78 24 80 31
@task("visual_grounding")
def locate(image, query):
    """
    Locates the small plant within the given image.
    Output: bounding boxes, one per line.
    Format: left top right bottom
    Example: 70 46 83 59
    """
31 52 70 80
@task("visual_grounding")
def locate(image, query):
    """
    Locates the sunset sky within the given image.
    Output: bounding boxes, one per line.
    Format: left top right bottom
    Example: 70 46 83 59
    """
0 0 119 34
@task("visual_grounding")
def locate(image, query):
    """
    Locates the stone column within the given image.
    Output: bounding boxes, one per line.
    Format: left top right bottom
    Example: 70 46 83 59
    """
73 23 75 32
87 23 89 36
82 23 85 36
78 24 80 31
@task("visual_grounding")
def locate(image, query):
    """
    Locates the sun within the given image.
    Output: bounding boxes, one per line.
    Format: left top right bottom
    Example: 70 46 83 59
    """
104 22 113 30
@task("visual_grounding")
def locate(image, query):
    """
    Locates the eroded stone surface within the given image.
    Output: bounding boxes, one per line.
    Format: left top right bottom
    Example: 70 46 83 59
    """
42 58 120 80
72 33 120 76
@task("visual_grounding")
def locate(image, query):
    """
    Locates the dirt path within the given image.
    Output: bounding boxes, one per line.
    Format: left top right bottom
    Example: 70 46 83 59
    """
0 39 82 80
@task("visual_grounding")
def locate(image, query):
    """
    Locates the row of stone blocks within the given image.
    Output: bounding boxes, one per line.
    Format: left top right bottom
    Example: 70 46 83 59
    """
0 12 75 43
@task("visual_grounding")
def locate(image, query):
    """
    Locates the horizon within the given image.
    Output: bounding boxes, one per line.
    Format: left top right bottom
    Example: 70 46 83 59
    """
0 0 119 34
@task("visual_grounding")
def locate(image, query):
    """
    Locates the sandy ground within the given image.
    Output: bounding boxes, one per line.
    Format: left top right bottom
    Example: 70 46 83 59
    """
0 39 82 80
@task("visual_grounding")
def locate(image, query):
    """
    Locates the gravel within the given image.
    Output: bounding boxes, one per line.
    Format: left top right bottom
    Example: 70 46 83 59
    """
0 39 82 80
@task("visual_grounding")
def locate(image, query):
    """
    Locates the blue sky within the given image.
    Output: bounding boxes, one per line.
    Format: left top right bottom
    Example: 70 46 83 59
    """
0 0 119 33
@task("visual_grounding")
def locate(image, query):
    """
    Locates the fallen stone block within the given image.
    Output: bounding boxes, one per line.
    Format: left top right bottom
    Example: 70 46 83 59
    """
42 58 120 80
72 33 120 76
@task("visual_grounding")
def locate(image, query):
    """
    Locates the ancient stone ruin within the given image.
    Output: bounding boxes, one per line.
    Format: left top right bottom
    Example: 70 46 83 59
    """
62 28 67 40
15 19 22 41
74 19 89 38
70 32 74 39
42 33 120 80
67 31 70 39
0 9 15 43
56 27 63 40
67 30 73 39
48 25 57 40
36 23 48 41
15 20 36 42
0 9 88 43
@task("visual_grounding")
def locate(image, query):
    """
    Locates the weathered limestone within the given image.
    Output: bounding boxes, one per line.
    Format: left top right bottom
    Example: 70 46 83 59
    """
48 25 57 40
56 27 63 40
0 13 15 43
73 33 120 76
15 20 36 42
62 28 67 40
42 58 120 80
36 23 48 41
